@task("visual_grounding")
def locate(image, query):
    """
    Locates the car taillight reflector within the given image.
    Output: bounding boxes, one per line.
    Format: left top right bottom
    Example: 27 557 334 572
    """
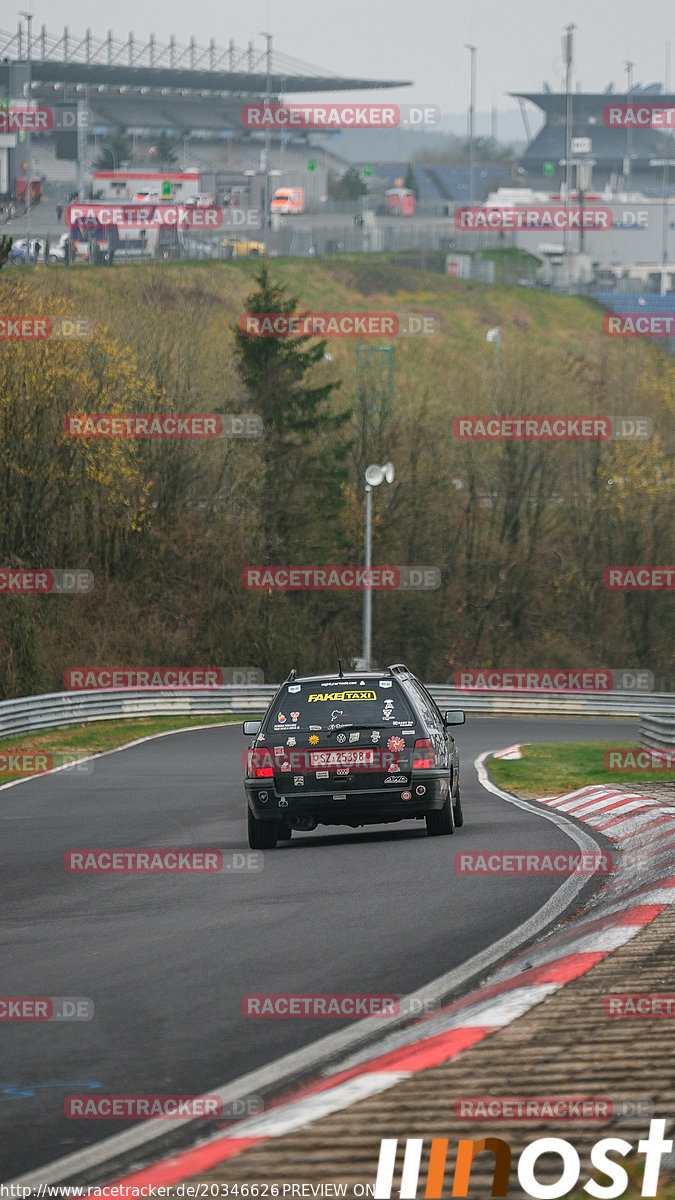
249 748 274 778
413 738 435 769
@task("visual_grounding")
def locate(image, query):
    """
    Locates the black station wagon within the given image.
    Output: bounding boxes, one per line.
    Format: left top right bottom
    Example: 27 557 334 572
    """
243 663 465 848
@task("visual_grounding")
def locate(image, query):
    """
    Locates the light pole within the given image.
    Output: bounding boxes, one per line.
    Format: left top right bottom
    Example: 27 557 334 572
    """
624 61 634 189
464 45 476 206
486 326 501 412
362 462 394 671
260 31 272 254
19 10 32 259
649 157 675 291
562 24 575 261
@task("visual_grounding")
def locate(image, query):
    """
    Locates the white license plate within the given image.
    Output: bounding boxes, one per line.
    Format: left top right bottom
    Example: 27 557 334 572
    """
309 749 374 768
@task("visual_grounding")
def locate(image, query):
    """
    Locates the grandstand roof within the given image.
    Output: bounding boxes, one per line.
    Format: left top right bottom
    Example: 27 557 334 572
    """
0 26 411 94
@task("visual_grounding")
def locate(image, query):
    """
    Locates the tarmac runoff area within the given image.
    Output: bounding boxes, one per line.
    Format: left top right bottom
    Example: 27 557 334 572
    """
95 778 675 1198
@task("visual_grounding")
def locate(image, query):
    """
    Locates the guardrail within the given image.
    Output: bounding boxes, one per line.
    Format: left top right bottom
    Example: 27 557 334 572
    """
639 713 675 751
0 686 670 741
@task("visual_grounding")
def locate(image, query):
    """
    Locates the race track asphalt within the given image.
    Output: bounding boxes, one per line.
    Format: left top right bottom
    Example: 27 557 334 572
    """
0 715 635 1180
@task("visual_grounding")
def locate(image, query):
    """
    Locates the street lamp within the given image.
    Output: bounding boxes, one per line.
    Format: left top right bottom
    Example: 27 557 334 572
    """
562 24 575 260
259 31 272 253
362 461 394 671
649 157 675 290
486 326 501 412
464 45 476 207
19 10 33 259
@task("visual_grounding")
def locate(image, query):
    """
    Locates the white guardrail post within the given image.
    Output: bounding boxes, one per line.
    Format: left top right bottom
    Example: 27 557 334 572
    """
0 687 671 742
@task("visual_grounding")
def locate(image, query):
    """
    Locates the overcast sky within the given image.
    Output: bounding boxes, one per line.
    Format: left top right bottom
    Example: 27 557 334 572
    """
14 0 675 119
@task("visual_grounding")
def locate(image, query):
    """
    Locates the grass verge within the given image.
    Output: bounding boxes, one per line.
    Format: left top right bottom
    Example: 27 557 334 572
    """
488 740 675 799
0 714 248 782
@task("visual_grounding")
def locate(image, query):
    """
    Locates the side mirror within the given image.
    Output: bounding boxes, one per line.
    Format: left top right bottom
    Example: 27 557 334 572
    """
243 720 262 736
443 710 465 726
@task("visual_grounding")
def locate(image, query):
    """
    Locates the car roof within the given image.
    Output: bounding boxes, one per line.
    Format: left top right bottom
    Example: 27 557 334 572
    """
277 664 415 685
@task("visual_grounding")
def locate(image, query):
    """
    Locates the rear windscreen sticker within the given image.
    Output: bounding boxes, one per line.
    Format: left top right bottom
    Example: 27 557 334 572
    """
291 712 299 721
288 685 301 693
379 680 392 687
308 690 377 702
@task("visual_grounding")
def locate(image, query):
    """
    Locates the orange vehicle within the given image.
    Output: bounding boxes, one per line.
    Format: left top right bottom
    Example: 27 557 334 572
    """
270 187 305 215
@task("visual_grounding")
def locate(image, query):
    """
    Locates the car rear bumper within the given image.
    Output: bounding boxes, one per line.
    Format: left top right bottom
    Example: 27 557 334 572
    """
245 774 451 825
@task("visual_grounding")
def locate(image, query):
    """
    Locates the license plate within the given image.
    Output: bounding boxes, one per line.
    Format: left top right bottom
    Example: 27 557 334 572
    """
310 749 374 768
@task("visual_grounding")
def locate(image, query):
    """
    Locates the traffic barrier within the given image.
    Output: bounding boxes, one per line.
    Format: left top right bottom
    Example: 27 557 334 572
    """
0 686 670 741
639 712 675 751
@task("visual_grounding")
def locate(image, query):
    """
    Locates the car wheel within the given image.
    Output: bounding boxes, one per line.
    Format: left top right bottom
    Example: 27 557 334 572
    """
426 788 455 836
453 786 464 827
247 807 278 850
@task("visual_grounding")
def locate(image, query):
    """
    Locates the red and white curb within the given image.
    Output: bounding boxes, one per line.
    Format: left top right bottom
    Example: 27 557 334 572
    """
73 779 675 1193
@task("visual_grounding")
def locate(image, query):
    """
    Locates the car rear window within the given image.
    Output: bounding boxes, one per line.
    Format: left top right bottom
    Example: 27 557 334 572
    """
263 679 416 733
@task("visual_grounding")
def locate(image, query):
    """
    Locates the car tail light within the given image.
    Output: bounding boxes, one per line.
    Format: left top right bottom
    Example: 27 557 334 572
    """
413 738 435 769
248 748 274 778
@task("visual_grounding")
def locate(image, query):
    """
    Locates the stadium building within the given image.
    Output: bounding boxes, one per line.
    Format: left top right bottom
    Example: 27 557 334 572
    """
0 23 410 203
